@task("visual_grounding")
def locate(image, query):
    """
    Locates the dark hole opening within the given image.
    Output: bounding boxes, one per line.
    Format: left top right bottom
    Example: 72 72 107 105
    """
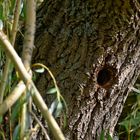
97 68 112 86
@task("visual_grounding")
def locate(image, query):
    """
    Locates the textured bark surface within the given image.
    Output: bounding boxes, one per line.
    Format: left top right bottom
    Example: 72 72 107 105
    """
33 0 140 139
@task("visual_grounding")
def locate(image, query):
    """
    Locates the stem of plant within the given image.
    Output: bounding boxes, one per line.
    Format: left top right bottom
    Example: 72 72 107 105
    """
0 0 21 104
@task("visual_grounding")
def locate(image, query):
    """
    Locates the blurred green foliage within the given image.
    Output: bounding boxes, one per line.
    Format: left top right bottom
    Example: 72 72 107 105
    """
118 78 140 140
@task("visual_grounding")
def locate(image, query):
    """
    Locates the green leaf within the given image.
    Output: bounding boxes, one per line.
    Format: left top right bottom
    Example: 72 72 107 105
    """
0 19 3 30
13 124 20 140
0 131 5 140
131 112 140 127
100 130 105 140
0 116 3 124
32 72 37 81
11 99 26 124
20 1 26 18
49 99 63 117
34 67 45 73
0 5 3 19
11 103 20 124
49 99 58 115
10 0 16 14
119 119 130 132
107 133 113 140
47 87 57 94
55 101 63 118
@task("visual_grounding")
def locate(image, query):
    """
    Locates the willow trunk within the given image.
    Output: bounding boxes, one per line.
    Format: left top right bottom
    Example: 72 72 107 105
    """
32 0 140 139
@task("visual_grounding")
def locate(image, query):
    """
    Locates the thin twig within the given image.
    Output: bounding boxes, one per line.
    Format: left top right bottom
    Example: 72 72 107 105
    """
130 87 140 94
30 111 51 140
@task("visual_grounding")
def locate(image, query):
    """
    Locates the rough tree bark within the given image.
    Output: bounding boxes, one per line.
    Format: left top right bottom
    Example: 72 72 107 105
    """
32 0 140 139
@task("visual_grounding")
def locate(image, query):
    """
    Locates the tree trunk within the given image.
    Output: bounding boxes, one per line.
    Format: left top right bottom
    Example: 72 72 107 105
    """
32 0 140 139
